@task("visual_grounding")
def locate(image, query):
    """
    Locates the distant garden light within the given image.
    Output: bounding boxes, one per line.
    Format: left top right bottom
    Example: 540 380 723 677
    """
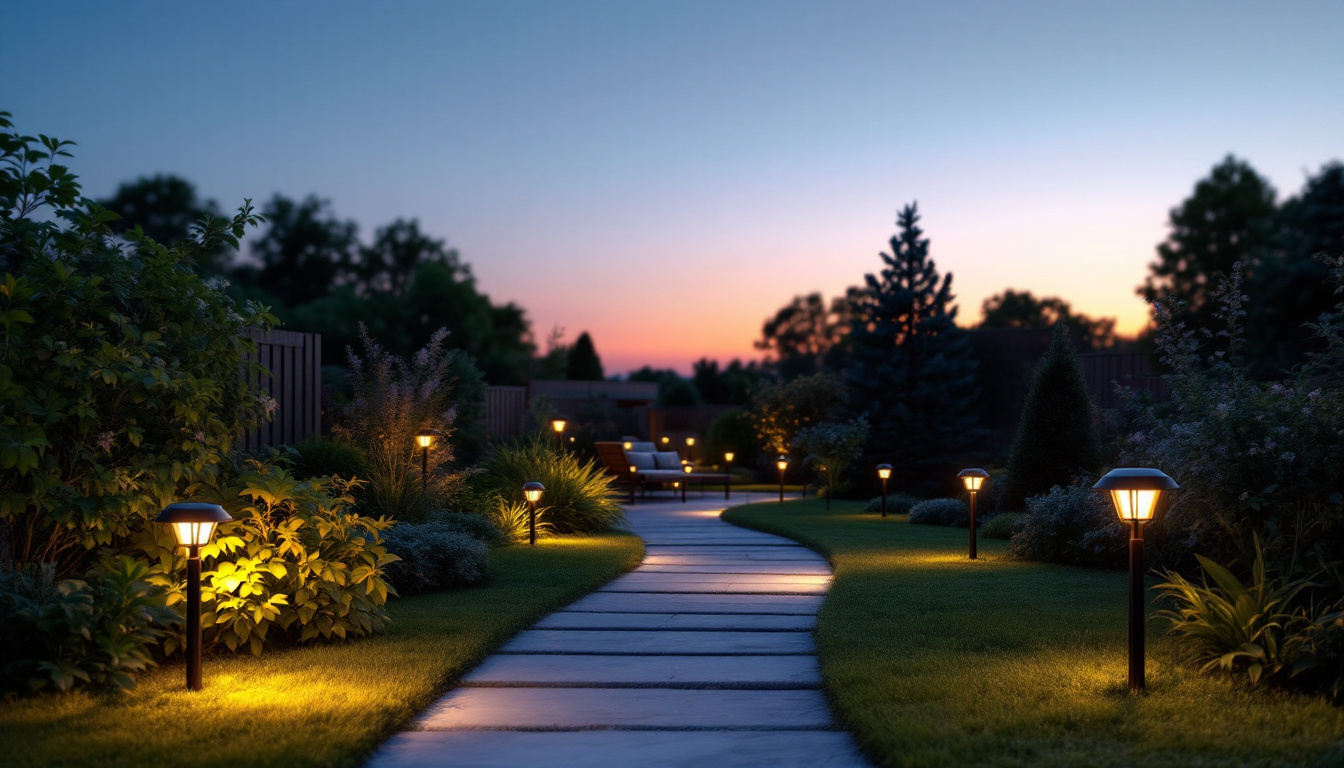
623 441 633 451
958 468 990 560
155 502 232 691
681 463 693 501
550 418 568 451
522 481 545 546
686 435 696 462
628 464 639 505
724 452 735 499
415 432 435 490
877 464 892 517
777 456 789 503
1093 467 1180 693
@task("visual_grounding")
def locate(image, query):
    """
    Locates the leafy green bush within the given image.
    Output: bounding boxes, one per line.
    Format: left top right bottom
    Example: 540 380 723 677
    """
382 524 489 594
907 498 969 527
793 417 869 509
292 438 368 481
705 409 760 468
980 512 1023 540
1156 538 1325 689
864 493 921 516
428 510 503 544
488 497 556 544
475 436 623 533
1 556 177 693
1008 484 1125 567
139 458 400 654
0 111 273 575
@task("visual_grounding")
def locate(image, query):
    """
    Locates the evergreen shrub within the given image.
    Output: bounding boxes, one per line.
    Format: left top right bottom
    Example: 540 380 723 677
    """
980 512 1023 540
382 524 489 594
1008 484 1125 567
907 498 969 527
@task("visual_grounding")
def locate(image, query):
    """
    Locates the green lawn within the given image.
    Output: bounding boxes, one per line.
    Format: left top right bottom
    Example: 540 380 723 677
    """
0 533 643 768
722 499 1344 768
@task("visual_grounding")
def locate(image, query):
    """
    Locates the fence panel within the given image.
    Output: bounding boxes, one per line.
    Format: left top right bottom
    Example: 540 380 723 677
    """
1079 353 1167 411
239 329 322 450
484 386 527 442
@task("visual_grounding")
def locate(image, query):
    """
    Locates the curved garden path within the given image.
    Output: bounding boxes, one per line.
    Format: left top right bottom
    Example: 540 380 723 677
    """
367 492 869 768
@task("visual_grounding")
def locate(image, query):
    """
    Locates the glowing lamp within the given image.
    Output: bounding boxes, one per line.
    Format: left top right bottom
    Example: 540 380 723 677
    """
683 463 693 474
661 436 670 445
523 481 545 503
776 455 788 503
958 468 988 491
551 418 567 433
155 502 232 691
724 452 735 463
1093 467 1180 693
522 481 545 546
876 464 892 480
415 433 435 449
686 437 695 446
623 441 633 450
629 464 638 474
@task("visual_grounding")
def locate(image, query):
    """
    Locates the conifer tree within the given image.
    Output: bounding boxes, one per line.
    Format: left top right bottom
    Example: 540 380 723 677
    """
1004 322 1102 509
566 331 605 380
845 203 979 493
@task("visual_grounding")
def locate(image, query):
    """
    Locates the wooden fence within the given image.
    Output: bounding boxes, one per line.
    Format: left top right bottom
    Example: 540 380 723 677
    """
483 386 527 442
239 329 322 450
1079 352 1167 411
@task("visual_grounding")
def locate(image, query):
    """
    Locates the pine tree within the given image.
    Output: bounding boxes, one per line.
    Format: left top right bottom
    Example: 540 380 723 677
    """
1004 322 1102 509
845 203 979 494
565 331 605 380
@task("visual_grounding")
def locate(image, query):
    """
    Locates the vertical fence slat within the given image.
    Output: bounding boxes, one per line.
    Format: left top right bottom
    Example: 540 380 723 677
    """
239 330 322 450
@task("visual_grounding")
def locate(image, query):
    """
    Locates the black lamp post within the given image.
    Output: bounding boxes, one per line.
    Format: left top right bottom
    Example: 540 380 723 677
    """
685 436 696 463
415 432 435 491
877 464 892 517
682 463 693 502
155 502 232 691
523 481 545 546
628 463 639 505
776 456 788 503
550 418 567 451
1094 467 1179 693
958 468 990 560
724 452 734 500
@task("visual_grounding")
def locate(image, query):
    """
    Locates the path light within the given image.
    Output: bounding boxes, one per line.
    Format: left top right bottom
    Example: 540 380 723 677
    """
877 464 892 517
523 481 545 546
415 432 435 490
661 436 670 447
776 456 789 503
682 462 693 502
724 452 735 500
958 469 990 560
550 417 568 451
155 502 232 691
685 436 696 462
623 441 633 451
628 464 639 505
1094 468 1179 693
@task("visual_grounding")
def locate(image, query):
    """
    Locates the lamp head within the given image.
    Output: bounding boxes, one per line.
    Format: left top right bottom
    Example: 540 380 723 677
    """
683 464 693 474
661 436 669 445
522 481 545 503
877 463 892 480
724 452 735 463
776 456 788 472
686 436 695 446
551 418 567 433
629 464 638 474
1093 468 1179 523
958 468 990 491
415 432 435 449
156 502 232 549
623 441 633 450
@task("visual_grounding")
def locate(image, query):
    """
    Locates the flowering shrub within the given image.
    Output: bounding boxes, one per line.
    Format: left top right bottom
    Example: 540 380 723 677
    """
334 325 476 521
1008 484 1125 567
792 416 869 508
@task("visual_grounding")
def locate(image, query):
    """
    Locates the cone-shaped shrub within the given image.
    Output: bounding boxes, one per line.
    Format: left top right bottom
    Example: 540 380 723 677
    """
1004 323 1102 509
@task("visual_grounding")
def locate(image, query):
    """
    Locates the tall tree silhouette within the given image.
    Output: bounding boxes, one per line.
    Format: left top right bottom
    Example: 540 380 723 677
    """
845 203 979 493
239 194 358 308
566 331 604 380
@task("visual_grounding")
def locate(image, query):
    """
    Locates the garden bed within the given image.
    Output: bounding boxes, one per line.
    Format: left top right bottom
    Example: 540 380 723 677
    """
0 534 643 768
721 499 1344 768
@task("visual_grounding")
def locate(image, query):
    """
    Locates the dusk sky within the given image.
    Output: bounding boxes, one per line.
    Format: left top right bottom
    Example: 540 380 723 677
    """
3 1 1341 374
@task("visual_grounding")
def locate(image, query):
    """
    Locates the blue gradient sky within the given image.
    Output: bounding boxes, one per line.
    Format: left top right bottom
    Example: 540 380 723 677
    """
3 1 1341 374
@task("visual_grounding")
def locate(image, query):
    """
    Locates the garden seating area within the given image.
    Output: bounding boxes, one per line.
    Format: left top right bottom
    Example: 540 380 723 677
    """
593 441 732 502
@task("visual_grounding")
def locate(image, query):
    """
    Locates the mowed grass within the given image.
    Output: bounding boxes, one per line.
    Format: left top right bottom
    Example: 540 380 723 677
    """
0 533 643 768
722 500 1344 768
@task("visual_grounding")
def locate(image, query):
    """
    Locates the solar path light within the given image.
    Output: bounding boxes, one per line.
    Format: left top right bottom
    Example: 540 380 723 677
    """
523 481 545 546
155 502 232 691
776 456 788 503
877 464 892 517
415 432 435 490
724 452 735 499
550 418 567 451
682 462 693 502
1094 467 1179 693
958 469 990 560
685 436 696 462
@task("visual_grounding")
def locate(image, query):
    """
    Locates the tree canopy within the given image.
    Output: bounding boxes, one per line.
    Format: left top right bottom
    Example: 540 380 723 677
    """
980 289 1116 350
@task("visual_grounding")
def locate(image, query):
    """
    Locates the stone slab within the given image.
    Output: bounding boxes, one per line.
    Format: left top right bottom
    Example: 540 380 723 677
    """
642 552 826 564
500 629 814 655
615 573 831 586
367 730 869 768
564 592 824 615
637 563 832 575
415 687 833 729
600 578 827 595
462 654 820 687
535 612 816 631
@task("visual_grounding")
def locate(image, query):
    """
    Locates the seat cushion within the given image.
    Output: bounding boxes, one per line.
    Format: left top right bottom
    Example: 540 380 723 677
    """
654 452 684 470
628 441 657 453
626 451 656 470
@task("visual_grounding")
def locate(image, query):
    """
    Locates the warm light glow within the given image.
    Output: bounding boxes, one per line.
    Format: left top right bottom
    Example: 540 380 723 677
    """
623 441 633 450
962 475 984 491
172 521 219 548
877 466 891 480
1110 489 1160 522
523 481 545 503
415 433 435 449
776 457 788 471
673 481 680 488
686 437 695 446
683 464 693 474
724 452 735 462
524 488 543 503
629 464 638 474
661 436 670 445
551 419 567 433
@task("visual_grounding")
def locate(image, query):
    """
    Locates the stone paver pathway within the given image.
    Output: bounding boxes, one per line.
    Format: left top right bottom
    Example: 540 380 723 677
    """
367 492 869 768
